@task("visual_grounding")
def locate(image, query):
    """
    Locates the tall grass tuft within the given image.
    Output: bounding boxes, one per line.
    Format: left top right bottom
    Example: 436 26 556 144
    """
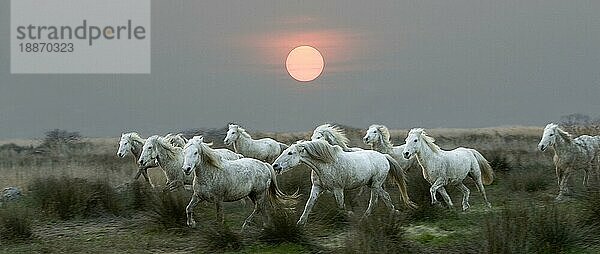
342 214 417 253
485 202 586 253
28 176 123 219
259 210 311 245
199 226 243 252
148 189 189 229
0 203 34 242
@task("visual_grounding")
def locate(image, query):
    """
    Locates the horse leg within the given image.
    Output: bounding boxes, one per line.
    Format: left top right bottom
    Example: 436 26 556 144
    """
584 166 590 187
429 179 444 206
376 187 399 215
297 185 321 226
557 170 573 200
456 184 470 211
436 187 454 209
215 201 225 226
186 194 201 228
473 175 492 208
333 188 352 217
241 195 260 231
363 187 379 219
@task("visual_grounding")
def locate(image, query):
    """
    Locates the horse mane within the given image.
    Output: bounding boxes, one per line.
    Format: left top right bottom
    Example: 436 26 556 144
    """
197 141 223 168
410 128 441 153
548 123 573 143
299 140 339 163
164 133 188 148
371 124 393 148
230 124 252 138
315 124 351 150
125 132 145 148
152 136 182 161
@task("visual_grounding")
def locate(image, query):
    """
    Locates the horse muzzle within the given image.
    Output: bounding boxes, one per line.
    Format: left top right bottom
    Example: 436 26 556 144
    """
539 145 547 152
403 152 411 159
117 152 124 158
272 163 283 173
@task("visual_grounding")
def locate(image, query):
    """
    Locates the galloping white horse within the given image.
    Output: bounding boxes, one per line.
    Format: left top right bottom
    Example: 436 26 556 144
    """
538 123 600 200
363 125 419 172
272 140 415 225
182 139 296 230
224 124 288 163
117 132 187 186
402 128 494 210
138 135 192 191
311 124 363 152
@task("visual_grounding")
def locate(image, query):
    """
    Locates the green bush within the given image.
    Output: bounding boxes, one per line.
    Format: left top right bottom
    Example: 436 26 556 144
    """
342 214 417 253
28 176 123 219
0 203 34 242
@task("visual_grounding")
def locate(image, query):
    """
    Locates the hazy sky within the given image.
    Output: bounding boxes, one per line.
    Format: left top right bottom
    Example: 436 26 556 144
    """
1 1 600 139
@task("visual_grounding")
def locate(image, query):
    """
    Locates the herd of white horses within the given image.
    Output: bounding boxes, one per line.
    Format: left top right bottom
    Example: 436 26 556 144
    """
116 123 600 230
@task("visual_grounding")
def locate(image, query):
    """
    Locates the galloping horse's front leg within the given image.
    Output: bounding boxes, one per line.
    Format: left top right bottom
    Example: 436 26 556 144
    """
363 187 379 219
333 188 352 216
436 187 454 209
556 168 573 201
186 194 201 228
298 185 321 225
429 179 445 206
456 184 470 211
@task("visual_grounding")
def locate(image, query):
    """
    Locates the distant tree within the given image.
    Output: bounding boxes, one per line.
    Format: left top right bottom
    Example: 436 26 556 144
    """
38 129 83 156
560 113 591 126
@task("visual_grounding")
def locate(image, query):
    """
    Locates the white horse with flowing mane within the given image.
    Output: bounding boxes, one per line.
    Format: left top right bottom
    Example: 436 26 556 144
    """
402 128 494 210
182 138 296 230
117 132 187 186
224 124 288 163
272 139 415 225
538 123 600 200
363 124 419 172
311 124 362 152
138 135 192 191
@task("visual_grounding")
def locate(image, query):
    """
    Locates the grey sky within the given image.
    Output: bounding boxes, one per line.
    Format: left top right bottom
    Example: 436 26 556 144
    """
1 0 599 139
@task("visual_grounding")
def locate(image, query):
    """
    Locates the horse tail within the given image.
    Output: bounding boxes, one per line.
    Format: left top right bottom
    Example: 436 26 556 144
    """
266 164 298 210
385 154 417 209
470 149 494 185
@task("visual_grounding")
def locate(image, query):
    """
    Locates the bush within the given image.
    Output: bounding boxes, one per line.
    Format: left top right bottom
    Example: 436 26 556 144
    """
504 168 551 193
199 226 243 252
148 189 189 229
0 203 34 242
29 176 123 219
485 202 586 253
342 214 416 253
259 211 310 245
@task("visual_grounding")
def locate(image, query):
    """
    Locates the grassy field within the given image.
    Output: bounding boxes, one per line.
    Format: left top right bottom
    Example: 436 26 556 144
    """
1 125 600 253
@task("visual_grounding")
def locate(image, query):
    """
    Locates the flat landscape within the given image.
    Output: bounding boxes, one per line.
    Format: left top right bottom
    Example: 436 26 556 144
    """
1 125 600 253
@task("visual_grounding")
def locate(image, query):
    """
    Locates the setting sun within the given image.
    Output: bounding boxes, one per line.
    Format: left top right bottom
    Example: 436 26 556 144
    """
285 45 324 82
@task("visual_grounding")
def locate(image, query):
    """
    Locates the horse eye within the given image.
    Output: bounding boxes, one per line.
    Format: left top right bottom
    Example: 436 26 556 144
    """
414 139 418 142
549 134 554 136
194 152 198 155
288 152 293 155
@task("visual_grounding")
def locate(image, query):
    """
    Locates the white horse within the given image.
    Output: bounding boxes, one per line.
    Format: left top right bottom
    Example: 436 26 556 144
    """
138 135 192 191
538 123 600 200
182 139 296 230
402 128 494 210
363 125 419 172
272 139 415 225
311 124 363 152
117 132 187 186
224 124 288 163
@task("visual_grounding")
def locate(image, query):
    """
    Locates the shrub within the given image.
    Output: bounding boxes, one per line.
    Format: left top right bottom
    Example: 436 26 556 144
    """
259 211 310 245
0 203 34 242
485 202 586 253
504 168 551 193
29 176 123 219
148 189 189 229
199 226 243 252
342 214 416 253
